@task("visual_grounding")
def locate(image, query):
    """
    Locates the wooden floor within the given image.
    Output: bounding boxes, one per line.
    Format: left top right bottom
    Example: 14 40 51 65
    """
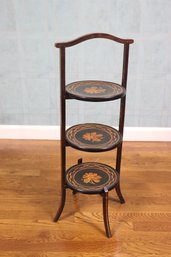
0 140 170 257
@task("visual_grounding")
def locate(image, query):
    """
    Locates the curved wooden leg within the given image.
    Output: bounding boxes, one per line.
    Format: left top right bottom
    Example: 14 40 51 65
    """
53 188 66 222
102 187 112 238
115 182 125 204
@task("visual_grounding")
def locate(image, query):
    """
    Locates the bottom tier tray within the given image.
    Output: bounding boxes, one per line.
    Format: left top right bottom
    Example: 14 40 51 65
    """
66 162 119 194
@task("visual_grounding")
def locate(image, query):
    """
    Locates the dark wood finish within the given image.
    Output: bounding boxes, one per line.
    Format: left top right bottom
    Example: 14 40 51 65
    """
77 158 83 164
116 44 130 173
115 182 125 204
65 80 126 102
65 162 119 194
55 33 134 48
54 33 134 237
66 123 122 152
115 44 130 202
102 187 112 238
54 47 66 222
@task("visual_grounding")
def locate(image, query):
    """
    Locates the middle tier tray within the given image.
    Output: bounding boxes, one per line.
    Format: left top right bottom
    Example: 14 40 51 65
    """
65 80 126 102
66 123 122 152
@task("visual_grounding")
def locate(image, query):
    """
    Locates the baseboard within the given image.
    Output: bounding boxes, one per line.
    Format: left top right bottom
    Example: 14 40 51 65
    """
0 125 60 140
123 127 171 141
0 125 170 141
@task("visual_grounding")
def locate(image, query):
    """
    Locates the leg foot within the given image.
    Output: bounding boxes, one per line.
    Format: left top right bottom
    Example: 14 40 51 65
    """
72 189 77 195
115 183 125 204
78 158 83 164
102 187 112 238
53 189 66 222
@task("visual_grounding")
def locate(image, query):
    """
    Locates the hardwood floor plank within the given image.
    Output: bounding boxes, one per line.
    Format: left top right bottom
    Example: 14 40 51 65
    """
0 140 170 256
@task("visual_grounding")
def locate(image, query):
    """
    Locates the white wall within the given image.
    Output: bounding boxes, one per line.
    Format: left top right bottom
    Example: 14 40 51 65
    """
0 0 171 127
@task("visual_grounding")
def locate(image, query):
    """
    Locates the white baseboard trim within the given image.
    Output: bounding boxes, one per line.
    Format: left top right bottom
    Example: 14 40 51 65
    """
0 125 170 141
0 125 60 140
123 127 171 141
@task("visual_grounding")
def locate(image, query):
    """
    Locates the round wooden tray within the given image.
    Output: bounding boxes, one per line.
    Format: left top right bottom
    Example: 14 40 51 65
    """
66 162 119 194
66 123 122 152
66 80 125 102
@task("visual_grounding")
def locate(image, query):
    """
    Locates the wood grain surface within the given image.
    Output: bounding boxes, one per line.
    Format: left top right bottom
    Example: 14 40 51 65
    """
0 140 170 257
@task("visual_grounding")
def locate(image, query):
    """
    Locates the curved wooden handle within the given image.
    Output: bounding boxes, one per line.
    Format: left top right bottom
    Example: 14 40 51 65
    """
55 33 134 48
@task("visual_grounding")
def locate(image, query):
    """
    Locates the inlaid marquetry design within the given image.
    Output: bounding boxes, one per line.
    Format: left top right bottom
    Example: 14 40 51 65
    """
84 86 106 94
66 162 119 193
82 172 102 184
82 132 103 142
66 80 125 101
66 123 122 152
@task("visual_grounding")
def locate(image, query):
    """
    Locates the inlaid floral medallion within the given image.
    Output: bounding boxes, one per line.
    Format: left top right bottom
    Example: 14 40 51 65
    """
83 86 106 94
82 132 103 142
82 172 102 184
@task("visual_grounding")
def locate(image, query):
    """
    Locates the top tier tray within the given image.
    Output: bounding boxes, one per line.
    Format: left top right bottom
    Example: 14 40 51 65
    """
65 80 126 102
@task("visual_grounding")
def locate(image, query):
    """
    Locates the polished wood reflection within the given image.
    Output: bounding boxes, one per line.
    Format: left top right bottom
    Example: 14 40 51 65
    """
0 140 170 256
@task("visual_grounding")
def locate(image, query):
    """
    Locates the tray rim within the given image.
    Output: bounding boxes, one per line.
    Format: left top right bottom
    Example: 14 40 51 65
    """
65 123 122 152
65 80 126 102
65 161 119 194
